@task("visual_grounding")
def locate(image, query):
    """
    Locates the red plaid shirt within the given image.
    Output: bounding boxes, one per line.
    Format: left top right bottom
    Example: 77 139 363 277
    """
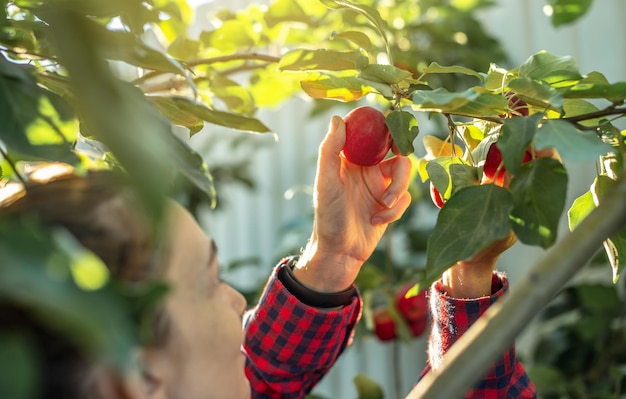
423 272 537 398
243 262 361 398
244 264 535 398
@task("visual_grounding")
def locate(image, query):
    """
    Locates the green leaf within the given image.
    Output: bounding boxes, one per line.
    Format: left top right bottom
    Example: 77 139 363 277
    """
568 189 594 231
201 19 258 52
0 222 136 369
331 30 371 51
386 109 419 155
535 119 614 161
562 98 600 127
264 0 311 27
0 334 38 399
575 283 620 314
149 96 204 134
499 113 542 175
300 72 370 102
508 77 563 111
359 64 412 85
412 87 508 118
203 70 256 115
319 0 389 51
564 80 626 103
167 36 200 61
425 158 477 200
424 185 514 289
353 373 384 399
546 0 594 27
420 62 485 82
509 158 568 248
0 54 78 163
592 175 626 283
517 51 582 87
171 97 271 133
279 49 368 72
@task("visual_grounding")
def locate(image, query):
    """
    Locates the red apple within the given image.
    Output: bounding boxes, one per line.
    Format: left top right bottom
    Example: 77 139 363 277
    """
483 143 534 187
429 182 445 208
408 317 427 337
372 307 397 341
396 283 428 325
499 93 529 118
483 143 505 186
342 106 392 166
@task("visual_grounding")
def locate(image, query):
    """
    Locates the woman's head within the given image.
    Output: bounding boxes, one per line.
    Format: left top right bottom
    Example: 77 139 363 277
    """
0 164 249 399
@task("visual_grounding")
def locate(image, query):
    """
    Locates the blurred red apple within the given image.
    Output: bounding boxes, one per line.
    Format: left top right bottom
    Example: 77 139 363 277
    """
372 307 397 341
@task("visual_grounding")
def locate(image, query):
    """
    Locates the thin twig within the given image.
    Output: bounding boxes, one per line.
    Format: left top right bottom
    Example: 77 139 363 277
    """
0 147 26 185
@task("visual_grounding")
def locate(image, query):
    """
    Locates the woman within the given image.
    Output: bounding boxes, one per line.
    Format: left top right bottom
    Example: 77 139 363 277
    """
0 115 412 399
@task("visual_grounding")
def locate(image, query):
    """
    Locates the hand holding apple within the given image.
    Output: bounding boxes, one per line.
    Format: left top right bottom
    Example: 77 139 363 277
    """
292 115 412 293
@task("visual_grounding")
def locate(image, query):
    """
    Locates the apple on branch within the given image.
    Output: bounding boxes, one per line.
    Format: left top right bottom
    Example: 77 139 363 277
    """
341 106 392 166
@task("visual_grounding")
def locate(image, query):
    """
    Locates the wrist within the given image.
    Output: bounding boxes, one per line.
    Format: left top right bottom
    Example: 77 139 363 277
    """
293 244 361 293
441 259 496 298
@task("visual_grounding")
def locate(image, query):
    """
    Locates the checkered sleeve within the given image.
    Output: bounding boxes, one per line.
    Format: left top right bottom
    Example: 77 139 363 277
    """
425 272 536 399
243 261 362 399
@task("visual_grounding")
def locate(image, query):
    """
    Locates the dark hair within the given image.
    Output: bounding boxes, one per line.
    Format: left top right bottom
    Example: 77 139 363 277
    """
0 164 172 399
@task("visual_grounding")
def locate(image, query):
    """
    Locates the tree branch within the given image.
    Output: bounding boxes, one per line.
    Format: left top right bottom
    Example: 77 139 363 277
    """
562 105 626 123
132 52 281 85
405 172 626 399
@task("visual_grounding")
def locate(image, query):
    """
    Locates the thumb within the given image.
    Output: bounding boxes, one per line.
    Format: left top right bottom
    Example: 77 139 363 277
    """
319 115 346 160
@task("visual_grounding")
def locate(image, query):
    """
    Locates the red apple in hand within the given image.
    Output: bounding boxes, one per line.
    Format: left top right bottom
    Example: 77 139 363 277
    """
372 307 397 341
342 106 392 166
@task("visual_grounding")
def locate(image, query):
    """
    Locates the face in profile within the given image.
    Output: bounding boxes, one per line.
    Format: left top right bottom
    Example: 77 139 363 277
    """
143 203 250 399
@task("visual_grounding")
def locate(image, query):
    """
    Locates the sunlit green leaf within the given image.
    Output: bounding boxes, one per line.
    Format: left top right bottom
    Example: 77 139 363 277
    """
564 80 626 103
264 0 311 27
201 19 257 52
319 0 389 51
300 72 370 101
167 36 200 61
424 184 513 290
535 119 614 161
517 51 582 87
508 77 563 110
509 157 568 248
279 49 368 72
204 70 256 115
0 54 78 163
386 109 418 155
331 30 371 51
171 97 270 133
592 175 626 283
546 0 594 27
359 64 412 85
149 96 204 134
499 113 542 175
568 189 594 231
412 87 508 118
420 62 485 82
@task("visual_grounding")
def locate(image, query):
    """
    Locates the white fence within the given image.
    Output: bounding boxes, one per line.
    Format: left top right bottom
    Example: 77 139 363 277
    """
191 1 626 397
